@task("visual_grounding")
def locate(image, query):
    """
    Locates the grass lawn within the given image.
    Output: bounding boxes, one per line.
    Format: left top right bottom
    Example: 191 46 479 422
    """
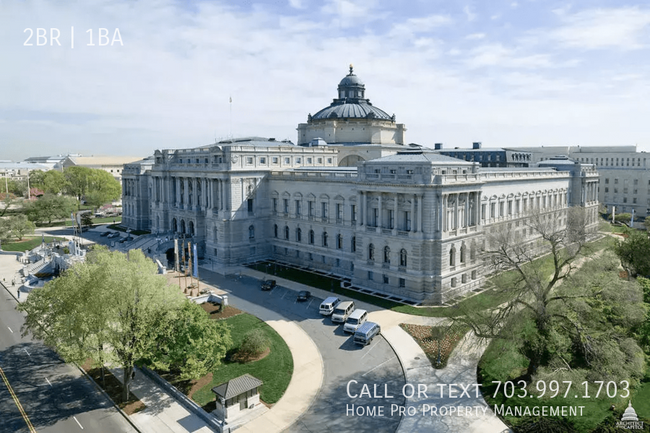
635 378 650 419
191 313 293 407
1 236 66 251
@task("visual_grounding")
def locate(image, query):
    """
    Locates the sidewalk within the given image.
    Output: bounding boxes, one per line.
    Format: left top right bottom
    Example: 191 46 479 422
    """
109 366 214 433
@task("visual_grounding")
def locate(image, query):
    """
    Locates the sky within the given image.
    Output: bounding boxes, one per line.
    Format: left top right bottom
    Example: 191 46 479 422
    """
2 0 650 161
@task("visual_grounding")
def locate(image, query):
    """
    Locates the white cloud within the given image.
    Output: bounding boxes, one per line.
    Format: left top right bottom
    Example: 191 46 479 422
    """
550 7 650 50
465 33 485 40
288 0 304 9
320 0 378 27
465 44 554 69
463 5 477 22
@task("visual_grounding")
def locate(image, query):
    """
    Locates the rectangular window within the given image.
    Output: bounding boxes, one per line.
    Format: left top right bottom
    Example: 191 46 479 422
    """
336 203 343 221
295 200 301 216
296 157 301 164
260 157 266 164
283 199 289 214
307 157 312 164
383 275 389 284
247 199 253 213
351 236 356 252
317 158 323 164
368 271 373 281
272 157 279 164
327 158 332 164
373 208 378 226
272 198 277 213
351 205 357 223
284 157 290 164
399 278 405 288
321 202 328 219
246 157 253 164
388 209 394 229
308 201 314 217
404 211 411 230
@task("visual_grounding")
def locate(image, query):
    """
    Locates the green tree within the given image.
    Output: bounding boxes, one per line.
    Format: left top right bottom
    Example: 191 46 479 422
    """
0 193 15 217
0 214 36 241
41 170 67 194
146 301 232 380
7 179 28 197
18 248 229 402
84 170 121 208
614 212 632 224
64 166 93 202
81 212 93 230
23 194 78 225
613 228 650 278
29 170 47 190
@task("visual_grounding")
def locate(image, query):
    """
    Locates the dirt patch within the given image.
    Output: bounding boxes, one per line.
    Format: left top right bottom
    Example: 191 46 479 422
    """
400 323 469 369
231 347 271 364
187 372 214 400
83 364 146 415
201 303 243 320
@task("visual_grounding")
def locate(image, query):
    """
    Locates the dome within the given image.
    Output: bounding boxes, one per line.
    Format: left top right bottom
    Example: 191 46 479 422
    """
312 103 393 121
308 65 395 122
622 402 639 422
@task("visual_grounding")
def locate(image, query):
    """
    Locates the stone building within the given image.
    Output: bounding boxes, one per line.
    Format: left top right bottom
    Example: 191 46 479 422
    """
123 68 599 304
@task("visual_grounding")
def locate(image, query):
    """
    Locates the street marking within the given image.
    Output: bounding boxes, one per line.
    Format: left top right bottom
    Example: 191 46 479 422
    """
362 356 396 377
0 365 37 433
361 340 379 360
24 348 30 357
73 416 84 429
46 378 52 387
281 290 287 300
307 299 314 309
7 326 13 333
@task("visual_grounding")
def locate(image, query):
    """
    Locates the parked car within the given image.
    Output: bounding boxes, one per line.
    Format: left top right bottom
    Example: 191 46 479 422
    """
331 300 355 323
354 322 381 346
343 309 368 333
297 290 311 301
261 279 276 291
319 296 341 316
100 231 111 237
107 232 120 238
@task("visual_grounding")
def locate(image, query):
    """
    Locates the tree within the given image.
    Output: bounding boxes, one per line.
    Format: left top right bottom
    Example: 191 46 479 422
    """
6 179 28 197
81 212 93 230
23 194 78 225
457 207 593 380
84 170 121 208
0 193 15 217
644 218 650 232
613 228 650 278
146 301 232 380
29 170 47 190
0 214 36 241
64 166 93 202
41 170 67 195
18 248 230 402
239 328 269 358
614 213 632 224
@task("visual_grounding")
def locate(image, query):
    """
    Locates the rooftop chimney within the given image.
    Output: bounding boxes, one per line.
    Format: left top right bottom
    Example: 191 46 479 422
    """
434 143 443 150
472 142 482 149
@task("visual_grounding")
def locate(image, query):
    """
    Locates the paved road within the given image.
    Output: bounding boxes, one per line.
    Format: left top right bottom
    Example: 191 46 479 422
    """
0 284 137 433
199 270 407 433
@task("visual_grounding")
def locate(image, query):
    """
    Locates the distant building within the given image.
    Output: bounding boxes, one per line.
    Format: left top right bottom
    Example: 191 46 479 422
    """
432 142 533 168
59 155 143 182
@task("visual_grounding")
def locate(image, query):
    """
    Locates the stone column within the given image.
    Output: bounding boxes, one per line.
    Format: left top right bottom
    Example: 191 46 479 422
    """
393 193 398 232
465 193 470 227
358 191 364 226
418 194 424 233
454 193 459 230
377 194 383 232
410 194 415 232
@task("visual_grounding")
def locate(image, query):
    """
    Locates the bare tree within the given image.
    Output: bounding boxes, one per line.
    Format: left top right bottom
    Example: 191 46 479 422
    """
455 206 595 381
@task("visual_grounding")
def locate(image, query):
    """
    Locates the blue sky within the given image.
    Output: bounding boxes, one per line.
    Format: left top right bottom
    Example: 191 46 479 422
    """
2 0 650 160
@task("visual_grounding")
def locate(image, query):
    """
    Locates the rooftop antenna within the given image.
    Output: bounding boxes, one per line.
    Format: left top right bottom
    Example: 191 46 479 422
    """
229 95 232 139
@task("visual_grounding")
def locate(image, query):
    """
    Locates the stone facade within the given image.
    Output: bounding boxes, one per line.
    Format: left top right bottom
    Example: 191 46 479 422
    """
123 69 600 305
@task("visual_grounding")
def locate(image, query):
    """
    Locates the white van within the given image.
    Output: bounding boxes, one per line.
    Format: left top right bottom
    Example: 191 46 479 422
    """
354 322 381 346
331 300 355 323
319 296 341 316
343 309 368 333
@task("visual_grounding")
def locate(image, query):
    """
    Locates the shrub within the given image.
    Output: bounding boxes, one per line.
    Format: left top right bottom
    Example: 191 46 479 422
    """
239 329 270 357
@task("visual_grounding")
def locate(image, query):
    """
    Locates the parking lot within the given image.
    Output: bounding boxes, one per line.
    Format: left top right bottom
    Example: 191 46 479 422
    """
200 270 406 433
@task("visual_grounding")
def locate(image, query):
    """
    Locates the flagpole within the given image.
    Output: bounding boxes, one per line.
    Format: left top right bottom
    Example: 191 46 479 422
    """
229 95 232 139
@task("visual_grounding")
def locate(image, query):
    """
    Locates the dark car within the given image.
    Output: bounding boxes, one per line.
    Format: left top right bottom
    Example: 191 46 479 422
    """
297 290 311 301
261 279 277 291
107 232 120 238
100 231 111 237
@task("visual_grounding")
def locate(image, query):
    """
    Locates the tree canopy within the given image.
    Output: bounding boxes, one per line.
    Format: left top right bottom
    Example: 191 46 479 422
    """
23 194 78 225
0 214 36 241
614 228 650 278
18 247 231 401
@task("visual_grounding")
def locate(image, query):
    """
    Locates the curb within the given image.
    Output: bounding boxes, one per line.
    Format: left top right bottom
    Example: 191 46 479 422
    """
0 281 143 433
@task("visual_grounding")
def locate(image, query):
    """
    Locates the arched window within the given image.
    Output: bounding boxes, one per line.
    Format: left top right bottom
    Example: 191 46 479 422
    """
285 225 290 240
181 220 186 234
249 225 255 239
336 234 343 249
400 249 407 267
368 243 375 261
296 228 302 242
322 231 328 247
172 218 177 233
189 221 195 236
450 246 456 266
470 242 476 261
351 236 356 252
309 230 314 244
274 224 278 238
383 246 390 264
460 244 466 263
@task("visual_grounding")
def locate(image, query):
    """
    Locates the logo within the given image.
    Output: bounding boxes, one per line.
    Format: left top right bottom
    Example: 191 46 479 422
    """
616 401 644 430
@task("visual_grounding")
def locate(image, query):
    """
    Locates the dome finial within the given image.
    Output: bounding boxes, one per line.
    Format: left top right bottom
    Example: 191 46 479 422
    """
349 64 354 75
